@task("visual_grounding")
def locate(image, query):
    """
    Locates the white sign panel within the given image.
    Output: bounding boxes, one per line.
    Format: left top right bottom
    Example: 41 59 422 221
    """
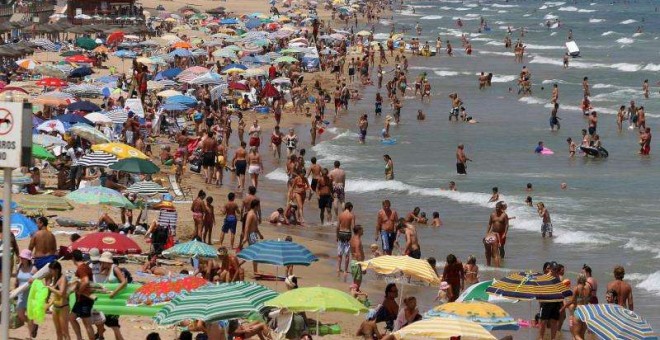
0 102 24 168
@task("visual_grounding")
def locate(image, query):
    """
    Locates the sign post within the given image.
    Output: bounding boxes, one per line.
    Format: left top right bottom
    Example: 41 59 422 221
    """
0 101 31 339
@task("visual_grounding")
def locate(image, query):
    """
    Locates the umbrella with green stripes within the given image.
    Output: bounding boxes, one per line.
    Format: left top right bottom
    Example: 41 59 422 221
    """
457 280 516 304
32 145 56 161
162 239 217 259
154 282 277 325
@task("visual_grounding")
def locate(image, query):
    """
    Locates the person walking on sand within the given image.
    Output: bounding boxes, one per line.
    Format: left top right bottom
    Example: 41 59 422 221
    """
337 202 355 277
242 200 264 273
201 131 217 184
247 146 263 189
376 200 399 255
47 261 70 340
232 142 248 191
537 202 553 238
203 196 215 245
270 125 284 161
220 192 239 249
29 216 57 270
69 250 96 340
191 190 206 240
456 144 470 175
607 265 634 310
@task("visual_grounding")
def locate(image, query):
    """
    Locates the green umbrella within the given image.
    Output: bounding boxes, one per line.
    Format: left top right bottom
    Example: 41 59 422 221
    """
66 186 136 208
274 56 298 64
76 37 98 51
32 145 56 161
154 282 277 325
109 157 160 174
457 280 515 304
60 51 81 57
19 195 73 211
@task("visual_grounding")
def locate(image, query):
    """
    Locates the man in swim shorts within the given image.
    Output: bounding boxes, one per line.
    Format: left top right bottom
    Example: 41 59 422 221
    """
375 200 399 255
456 144 470 175
485 201 508 267
329 160 346 218
29 216 58 269
337 202 355 277
220 192 239 249
243 199 263 273
396 219 421 259
201 131 217 184
232 142 248 191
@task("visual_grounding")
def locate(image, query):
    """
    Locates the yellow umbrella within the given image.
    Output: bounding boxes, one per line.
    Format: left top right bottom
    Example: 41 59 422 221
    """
277 16 291 23
136 57 154 65
164 17 177 23
157 89 182 98
392 318 496 340
92 143 148 159
356 30 372 37
93 45 109 53
358 255 440 285
425 301 519 331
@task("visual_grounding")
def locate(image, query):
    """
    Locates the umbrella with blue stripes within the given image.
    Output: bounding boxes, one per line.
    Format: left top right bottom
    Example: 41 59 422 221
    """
486 271 573 302
237 240 318 266
166 95 197 107
575 304 657 340
162 239 217 259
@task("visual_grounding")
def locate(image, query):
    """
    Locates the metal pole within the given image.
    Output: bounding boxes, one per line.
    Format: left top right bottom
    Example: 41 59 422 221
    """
1 168 12 340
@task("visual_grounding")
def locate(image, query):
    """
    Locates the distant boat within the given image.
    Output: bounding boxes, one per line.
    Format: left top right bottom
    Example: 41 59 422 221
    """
566 40 580 57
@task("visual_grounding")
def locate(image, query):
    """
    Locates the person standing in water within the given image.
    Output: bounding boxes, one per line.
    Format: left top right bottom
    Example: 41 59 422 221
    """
375 200 399 255
606 265 634 310
384 154 394 180
337 202 355 277
537 202 553 238
456 144 470 175
358 114 368 144
550 103 560 131
484 201 508 267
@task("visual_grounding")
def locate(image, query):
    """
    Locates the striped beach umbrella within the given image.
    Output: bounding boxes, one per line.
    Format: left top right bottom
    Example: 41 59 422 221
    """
392 318 496 340
237 240 318 266
425 301 519 331
70 124 111 144
91 143 148 159
486 271 573 302
106 109 128 124
574 304 657 340
162 239 217 259
127 181 168 195
16 58 39 70
358 255 440 285
77 151 118 167
457 280 516 304
154 282 277 325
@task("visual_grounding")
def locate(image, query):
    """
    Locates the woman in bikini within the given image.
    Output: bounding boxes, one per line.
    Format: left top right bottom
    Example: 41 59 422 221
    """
463 255 480 286
560 274 591 340
288 171 309 224
47 261 71 340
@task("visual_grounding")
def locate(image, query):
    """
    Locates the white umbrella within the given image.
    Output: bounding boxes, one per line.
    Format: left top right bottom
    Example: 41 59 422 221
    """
85 112 113 125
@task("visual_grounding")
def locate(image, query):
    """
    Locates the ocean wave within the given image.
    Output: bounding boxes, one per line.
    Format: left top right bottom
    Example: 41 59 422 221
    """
310 143 359 163
624 238 660 258
637 271 660 296
491 3 518 7
558 6 578 11
452 16 480 21
643 64 660 72
589 18 605 23
420 15 443 20
399 10 421 17
616 37 634 44
486 41 501 46
518 95 619 115
478 51 516 57
497 10 508 14
620 19 637 24
544 1 566 7
544 13 558 20
530 55 643 72
490 75 517 83
592 83 617 89
471 37 494 42
454 7 471 11
524 44 564 50
591 89 638 102
553 231 611 244
601 31 617 36
433 70 461 77
265 167 289 182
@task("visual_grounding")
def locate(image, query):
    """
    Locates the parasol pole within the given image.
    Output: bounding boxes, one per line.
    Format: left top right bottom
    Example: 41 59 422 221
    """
1 169 12 340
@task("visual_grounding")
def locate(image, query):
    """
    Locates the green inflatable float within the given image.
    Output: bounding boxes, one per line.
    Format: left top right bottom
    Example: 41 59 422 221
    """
67 283 163 317
27 279 49 324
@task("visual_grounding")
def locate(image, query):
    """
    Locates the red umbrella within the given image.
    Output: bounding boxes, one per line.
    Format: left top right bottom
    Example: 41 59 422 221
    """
0 81 6 89
106 31 125 45
261 83 280 98
0 86 28 94
66 55 94 63
71 232 142 255
36 77 69 87
127 276 209 305
228 82 249 91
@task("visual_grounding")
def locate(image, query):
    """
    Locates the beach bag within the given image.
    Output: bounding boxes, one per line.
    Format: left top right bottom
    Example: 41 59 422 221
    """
189 159 202 173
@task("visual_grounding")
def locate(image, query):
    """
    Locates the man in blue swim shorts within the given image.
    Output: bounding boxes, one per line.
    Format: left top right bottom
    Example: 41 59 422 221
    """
375 200 399 255
220 192 239 249
29 217 58 269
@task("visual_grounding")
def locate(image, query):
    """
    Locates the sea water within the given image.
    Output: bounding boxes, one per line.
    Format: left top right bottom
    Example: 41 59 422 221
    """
269 0 660 328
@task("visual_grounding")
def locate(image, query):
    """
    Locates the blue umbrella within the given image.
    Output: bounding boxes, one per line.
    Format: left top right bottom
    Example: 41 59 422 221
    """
161 102 189 111
70 66 94 78
0 199 19 211
114 50 137 58
9 213 38 240
56 113 93 125
575 304 657 340
67 101 102 112
237 240 318 266
169 48 193 58
245 18 262 29
155 67 182 80
95 75 118 84
221 63 248 73
220 18 239 25
166 95 197 107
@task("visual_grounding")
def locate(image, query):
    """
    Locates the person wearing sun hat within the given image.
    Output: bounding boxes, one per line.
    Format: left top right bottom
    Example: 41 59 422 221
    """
95 251 128 340
88 247 102 282
16 249 38 338
216 246 245 282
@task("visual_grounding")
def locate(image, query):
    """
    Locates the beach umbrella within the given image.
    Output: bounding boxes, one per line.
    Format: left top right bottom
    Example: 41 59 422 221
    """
154 282 277 325
0 200 19 211
126 181 168 196
66 55 94 64
574 304 657 340
32 134 67 147
70 67 94 78
66 186 136 208
261 83 280 98
391 318 497 340
219 18 239 25
69 124 110 143
171 41 192 49
156 67 182 80
32 145 56 161
425 301 519 331
36 120 69 134
457 280 517 304
162 239 217 259
271 77 291 85
358 255 440 285
274 56 298 64
71 232 142 255
35 65 67 79
106 109 128 124
9 213 38 240
228 82 249 91
36 77 68 88
128 276 209 305
75 37 98 50
106 31 125 45
77 151 118 167
15 58 39 70
161 103 189 111
67 101 101 112
84 112 113 125
237 240 318 266
166 95 197 107
168 48 193 58
110 157 160 174
486 271 572 302
92 143 148 159
56 113 93 125
18 195 73 211
156 89 181 98
356 30 372 37
221 63 248 73
176 66 209 80
114 50 137 59
188 72 225 85
245 18 262 29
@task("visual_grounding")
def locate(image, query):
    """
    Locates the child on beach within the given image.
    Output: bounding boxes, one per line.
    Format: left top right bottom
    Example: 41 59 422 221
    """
203 196 215 244
370 244 382 258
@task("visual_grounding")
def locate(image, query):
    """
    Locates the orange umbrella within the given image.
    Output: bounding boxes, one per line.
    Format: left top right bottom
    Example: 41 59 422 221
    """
171 41 192 49
107 31 125 45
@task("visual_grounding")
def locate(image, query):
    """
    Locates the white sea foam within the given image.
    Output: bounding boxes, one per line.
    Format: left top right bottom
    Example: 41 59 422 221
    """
490 75 517 83
589 18 605 23
530 55 643 72
544 13 558 20
601 31 617 36
624 238 660 258
497 10 508 14
544 1 566 7
539 5 548 10
491 3 518 8
265 167 289 182
519 97 547 105
632 32 643 37
478 51 515 57
558 6 578 11
620 19 637 24
616 37 634 44
637 271 660 296
399 10 421 17
420 15 443 20
550 32 557 36
470 37 494 42
578 9 596 13
486 41 501 46
433 70 461 77
592 83 616 89
524 44 563 50
643 63 660 71
455 7 471 11
554 231 610 244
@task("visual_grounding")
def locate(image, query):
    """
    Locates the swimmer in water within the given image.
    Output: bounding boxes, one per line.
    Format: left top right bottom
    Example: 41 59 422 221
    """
417 109 425 120
381 115 392 139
